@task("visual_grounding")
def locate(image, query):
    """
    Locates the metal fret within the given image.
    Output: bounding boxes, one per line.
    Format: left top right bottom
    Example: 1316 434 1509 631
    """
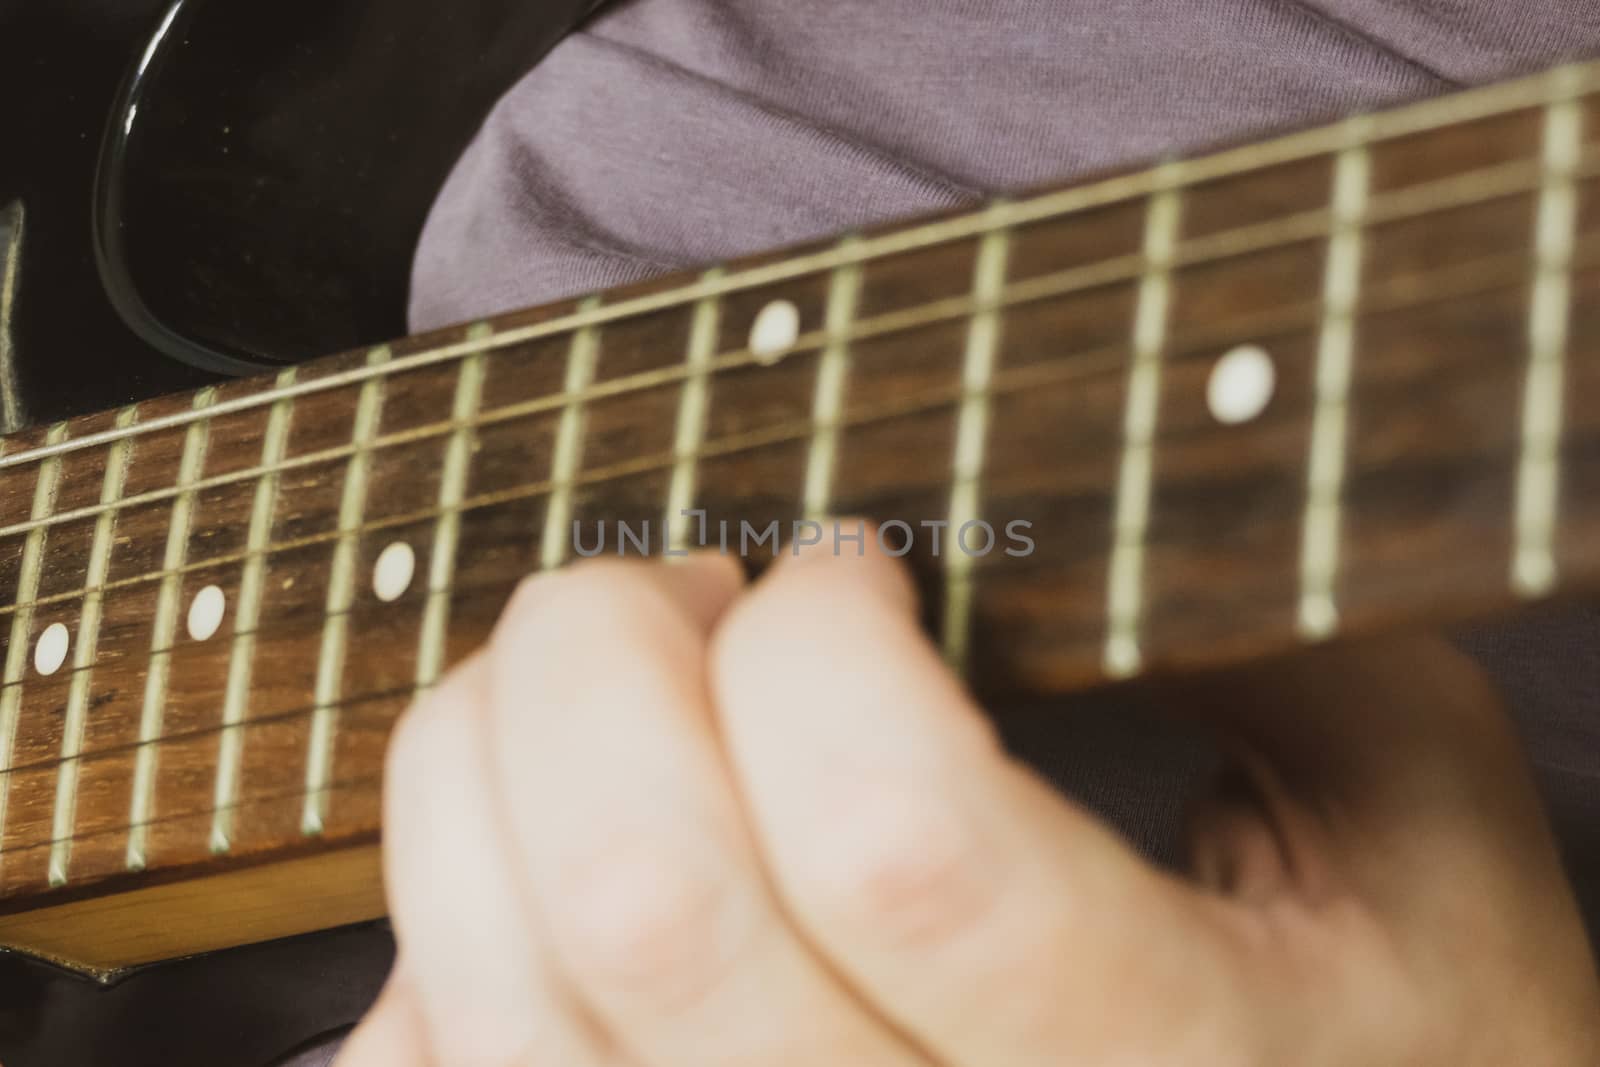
208 368 299 853
1104 175 1183 678
942 225 1012 671
126 389 217 870
1299 125 1373 640
540 301 603 571
47 410 137 885
1514 73 1584 597
412 328 492 694
803 240 864 520
664 270 725 555
0 204 22 434
0 422 68 866
301 349 391 837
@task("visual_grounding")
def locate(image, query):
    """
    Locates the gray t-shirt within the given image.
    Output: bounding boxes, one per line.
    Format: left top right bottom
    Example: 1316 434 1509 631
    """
411 0 1599 328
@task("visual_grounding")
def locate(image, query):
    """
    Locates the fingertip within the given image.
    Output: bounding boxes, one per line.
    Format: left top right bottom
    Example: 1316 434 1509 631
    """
763 518 919 611
709 518 990 774
498 552 747 653
712 520 953 724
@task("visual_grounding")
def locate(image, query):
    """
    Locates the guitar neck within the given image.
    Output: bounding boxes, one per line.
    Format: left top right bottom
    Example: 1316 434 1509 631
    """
0 60 1598 973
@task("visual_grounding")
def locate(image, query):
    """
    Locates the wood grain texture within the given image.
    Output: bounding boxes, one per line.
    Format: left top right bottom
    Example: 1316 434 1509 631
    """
0 61 1596 973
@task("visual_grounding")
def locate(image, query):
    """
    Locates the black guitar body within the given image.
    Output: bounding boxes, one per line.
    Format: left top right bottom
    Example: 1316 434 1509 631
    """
1 0 598 413
0 923 394 1066
0 1 597 1062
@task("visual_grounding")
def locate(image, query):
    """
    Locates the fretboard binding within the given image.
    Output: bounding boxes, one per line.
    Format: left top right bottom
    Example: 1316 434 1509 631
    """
0 61 1595 476
3 150 1592 555
0 234 1583 638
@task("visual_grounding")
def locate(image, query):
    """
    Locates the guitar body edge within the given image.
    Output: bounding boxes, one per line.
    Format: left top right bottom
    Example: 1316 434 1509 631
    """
0 843 383 977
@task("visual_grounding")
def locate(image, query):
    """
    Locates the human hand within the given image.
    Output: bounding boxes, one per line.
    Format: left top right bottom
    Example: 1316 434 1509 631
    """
337 539 1600 1066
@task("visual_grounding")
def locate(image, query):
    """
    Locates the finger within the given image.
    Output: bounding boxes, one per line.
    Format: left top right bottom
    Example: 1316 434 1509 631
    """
483 555 928 1067
711 534 1279 1065
384 655 611 1065
332 974 429 1067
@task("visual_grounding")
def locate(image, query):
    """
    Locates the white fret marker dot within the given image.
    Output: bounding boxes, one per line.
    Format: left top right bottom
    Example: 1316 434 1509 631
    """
1207 344 1277 425
188 585 227 642
374 541 416 603
749 300 801 365
34 624 69 677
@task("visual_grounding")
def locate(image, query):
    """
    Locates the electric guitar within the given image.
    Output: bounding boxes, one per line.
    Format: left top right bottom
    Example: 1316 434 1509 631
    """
1 5 1597 1063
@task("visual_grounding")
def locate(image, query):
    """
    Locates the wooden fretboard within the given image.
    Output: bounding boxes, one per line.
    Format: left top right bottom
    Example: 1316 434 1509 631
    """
1 60 1598 972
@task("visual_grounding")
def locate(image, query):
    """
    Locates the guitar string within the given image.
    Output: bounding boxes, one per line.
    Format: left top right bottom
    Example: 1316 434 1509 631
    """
0 250 1584 863
0 700 401 857
0 234 1583 637
0 149 1591 558
0 239 1574 809
0 232 1557 753
0 682 414 780
0 773 383 862
0 61 1592 476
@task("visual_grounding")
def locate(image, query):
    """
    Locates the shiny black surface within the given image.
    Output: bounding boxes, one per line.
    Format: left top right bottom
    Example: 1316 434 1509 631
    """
105 0 597 372
0 0 207 425
2 0 595 421
0 923 394 1067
